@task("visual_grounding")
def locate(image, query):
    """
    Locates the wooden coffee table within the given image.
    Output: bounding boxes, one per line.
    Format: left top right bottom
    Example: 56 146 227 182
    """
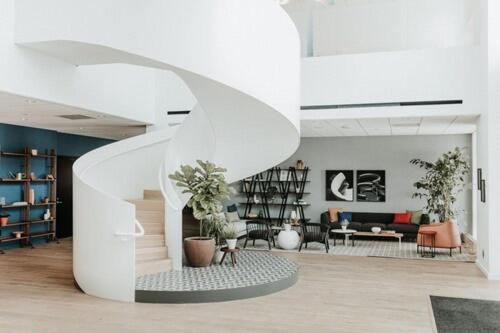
353 231 404 250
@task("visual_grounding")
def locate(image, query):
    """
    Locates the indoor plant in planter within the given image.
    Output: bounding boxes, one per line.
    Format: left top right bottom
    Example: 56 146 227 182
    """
0 212 10 227
410 147 470 224
169 160 231 267
340 219 349 231
223 226 238 250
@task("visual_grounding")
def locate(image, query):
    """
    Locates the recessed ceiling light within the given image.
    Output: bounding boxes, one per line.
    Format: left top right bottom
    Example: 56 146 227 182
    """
340 125 351 130
24 99 37 104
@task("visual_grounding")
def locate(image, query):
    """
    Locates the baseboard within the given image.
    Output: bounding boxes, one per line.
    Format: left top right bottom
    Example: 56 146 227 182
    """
476 260 500 280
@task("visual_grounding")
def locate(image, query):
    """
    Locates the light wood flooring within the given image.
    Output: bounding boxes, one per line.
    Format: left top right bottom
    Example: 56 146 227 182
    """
0 239 499 333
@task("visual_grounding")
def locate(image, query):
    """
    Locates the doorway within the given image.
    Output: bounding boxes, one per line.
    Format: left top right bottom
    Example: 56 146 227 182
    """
56 155 77 239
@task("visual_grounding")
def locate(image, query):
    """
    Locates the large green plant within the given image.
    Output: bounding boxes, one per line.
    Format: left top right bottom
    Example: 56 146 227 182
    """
410 147 470 222
169 160 231 242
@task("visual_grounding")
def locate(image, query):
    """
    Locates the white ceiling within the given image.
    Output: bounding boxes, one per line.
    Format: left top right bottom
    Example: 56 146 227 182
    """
301 115 478 137
0 91 146 140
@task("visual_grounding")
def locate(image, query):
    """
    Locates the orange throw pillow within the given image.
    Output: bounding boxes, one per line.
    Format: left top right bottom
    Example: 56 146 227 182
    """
328 208 342 223
394 212 412 224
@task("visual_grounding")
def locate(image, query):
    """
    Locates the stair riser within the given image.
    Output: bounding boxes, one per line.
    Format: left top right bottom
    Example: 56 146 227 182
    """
142 223 164 235
136 259 172 277
136 235 165 249
128 199 164 212
143 190 164 200
136 211 164 224
136 248 168 261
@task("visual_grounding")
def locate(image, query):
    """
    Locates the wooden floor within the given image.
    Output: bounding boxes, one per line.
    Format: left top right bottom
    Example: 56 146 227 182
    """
1 240 499 333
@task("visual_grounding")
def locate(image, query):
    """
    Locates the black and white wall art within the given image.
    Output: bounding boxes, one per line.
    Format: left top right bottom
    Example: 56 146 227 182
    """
356 170 386 202
326 170 354 201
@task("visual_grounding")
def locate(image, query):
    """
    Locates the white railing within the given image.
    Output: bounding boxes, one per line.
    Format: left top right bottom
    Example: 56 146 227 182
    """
16 0 301 302
115 219 145 241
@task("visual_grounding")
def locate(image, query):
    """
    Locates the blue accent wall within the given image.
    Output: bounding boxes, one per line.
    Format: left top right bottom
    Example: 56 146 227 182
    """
0 123 113 249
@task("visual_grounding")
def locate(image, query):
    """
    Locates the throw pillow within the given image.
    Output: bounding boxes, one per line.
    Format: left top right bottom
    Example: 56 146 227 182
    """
225 211 240 223
328 208 342 223
407 210 423 225
338 211 352 223
394 212 412 224
227 204 237 213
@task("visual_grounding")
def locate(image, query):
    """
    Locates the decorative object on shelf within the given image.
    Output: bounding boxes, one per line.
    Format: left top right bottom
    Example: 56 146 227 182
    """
30 172 37 180
0 212 10 227
326 170 354 201
371 227 382 234
28 189 35 205
0 197 5 206
340 219 349 231
410 147 470 222
8 171 16 179
253 194 260 204
223 226 238 250
169 160 231 267
12 231 24 239
42 196 49 204
357 170 386 202
47 174 55 180
279 170 289 181
43 209 51 220
290 210 299 225
31 149 38 156
296 160 305 170
12 202 28 206
16 172 23 180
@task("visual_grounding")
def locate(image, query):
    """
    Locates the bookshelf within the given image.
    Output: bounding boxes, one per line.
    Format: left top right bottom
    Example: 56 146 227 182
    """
0 147 58 253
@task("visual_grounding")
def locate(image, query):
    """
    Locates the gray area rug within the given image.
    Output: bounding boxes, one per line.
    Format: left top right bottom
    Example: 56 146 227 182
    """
431 296 500 333
243 238 474 262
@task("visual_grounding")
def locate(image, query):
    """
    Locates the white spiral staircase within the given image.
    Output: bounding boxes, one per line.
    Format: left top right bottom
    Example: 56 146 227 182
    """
14 0 300 302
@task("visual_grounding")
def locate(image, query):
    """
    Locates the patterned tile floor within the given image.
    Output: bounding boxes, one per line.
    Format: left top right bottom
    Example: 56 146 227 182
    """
136 250 298 292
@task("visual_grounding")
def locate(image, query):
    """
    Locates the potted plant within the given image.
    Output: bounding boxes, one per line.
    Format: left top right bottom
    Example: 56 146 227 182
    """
0 212 10 226
223 226 238 250
169 160 231 267
410 147 470 224
340 219 349 231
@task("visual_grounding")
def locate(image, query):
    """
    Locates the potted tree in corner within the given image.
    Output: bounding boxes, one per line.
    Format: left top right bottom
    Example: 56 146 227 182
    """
410 147 471 225
169 160 231 267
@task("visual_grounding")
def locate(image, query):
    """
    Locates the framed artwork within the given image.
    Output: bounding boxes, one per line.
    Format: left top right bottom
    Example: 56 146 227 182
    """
356 170 386 202
326 170 354 201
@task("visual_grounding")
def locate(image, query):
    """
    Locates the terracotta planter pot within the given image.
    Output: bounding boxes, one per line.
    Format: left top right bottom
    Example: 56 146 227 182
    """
0 217 8 227
184 237 215 267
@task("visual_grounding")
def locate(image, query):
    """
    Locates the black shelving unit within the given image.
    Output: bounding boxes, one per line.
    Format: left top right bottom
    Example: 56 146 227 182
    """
240 166 310 226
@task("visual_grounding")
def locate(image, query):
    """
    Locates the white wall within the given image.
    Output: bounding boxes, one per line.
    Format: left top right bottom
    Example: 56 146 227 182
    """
272 135 473 233
0 0 157 124
475 0 500 279
312 0 479 56
301 46 481 119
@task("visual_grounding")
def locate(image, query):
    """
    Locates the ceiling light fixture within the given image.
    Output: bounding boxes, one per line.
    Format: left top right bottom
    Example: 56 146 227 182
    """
340 125 351 130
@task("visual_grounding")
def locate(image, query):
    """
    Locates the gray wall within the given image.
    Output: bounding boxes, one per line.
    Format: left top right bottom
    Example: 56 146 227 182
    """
274 134 473 233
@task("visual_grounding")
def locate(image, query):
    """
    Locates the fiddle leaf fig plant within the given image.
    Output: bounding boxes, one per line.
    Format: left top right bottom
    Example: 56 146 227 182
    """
169 160 232 242
410 147 470 222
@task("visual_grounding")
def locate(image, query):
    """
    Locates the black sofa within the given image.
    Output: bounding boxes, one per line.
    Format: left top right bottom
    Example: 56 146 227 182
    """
320 211 430 239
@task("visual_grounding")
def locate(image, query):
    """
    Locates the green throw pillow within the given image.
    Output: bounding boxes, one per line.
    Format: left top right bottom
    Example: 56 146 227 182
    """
408 210 423 225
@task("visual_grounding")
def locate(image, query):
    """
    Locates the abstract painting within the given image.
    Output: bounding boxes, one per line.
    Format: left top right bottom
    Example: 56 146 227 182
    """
356 170 386 202
326 170 354 201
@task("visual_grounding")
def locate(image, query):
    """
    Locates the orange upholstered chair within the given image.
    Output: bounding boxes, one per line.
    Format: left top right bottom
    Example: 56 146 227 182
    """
417 221 462 256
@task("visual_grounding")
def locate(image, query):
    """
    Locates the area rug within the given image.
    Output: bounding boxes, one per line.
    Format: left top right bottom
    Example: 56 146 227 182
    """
240 238 474 262
430 296 500 332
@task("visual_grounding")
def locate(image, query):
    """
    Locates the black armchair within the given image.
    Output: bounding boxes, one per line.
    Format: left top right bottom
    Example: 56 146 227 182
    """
244 220 275 250
299 222 330 253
